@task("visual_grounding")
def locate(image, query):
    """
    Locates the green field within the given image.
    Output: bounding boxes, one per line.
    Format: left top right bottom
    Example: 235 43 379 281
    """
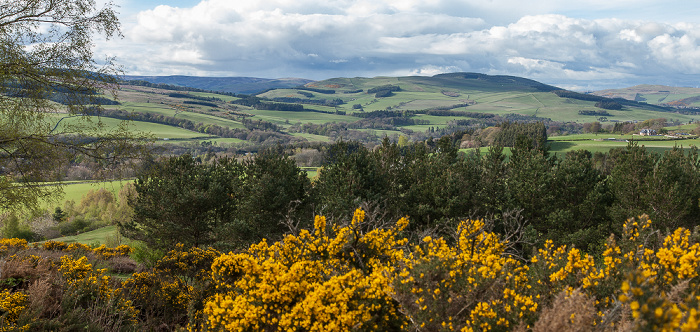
62 76 700 149
549 133 640 141
39 180 130 210
247 109 354 126
594 85 700 107
46 225 126 246
115 102 246 129
300 167 320 179
549 140 699 155
291 133 332 142
665 123 698 131
49 114 211 139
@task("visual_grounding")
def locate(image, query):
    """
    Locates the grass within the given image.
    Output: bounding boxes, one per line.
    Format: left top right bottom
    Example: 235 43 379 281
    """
665 123 699 131
247 109 354 126
40 180 130 210
290 133 332 142
549 133 640 141
51 78 700 153
116 102 246 129
48 114 213 139
46 225 127 246
300 167 319 179
548 138 699 155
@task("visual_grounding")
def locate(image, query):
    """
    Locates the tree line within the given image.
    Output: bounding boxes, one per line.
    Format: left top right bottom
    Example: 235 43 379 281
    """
99 109 289 141
123 79 239 97
124 136 700 255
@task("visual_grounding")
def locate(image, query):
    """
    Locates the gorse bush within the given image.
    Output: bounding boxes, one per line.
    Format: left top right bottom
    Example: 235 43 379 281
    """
200 211 700 331
1 212 700 330
204 209 409 330
0 240 138 331
121 243 221 330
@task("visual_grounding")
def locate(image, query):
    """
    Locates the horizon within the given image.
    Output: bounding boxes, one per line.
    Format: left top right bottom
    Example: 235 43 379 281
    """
120 72 700 93
102 1 700 91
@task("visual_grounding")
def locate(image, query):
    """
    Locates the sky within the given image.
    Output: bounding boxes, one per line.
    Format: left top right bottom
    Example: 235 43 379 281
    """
97 0 700 91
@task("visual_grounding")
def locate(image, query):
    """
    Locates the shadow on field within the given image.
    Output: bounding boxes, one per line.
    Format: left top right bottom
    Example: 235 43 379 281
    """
548 141 576 153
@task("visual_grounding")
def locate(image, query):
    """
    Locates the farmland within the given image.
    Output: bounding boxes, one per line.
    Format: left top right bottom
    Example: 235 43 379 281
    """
76 73 700 152
33 73 700 219
6 73 700 331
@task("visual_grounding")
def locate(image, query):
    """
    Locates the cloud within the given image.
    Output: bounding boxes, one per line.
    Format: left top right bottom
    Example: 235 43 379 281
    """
103 0 700 89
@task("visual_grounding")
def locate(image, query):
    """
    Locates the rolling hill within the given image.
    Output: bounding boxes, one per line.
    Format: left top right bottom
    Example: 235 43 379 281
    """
122 75 314 94
593 84 700 108
91 72 700 152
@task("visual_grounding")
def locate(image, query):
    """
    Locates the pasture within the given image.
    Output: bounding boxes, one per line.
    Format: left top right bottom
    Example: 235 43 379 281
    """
548 137 699 155
47 75 700 150
50 181 130 207
46 225 124 246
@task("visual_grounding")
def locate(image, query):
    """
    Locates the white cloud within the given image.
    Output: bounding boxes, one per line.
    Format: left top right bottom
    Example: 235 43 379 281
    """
405 65 463 76
99 0 700 88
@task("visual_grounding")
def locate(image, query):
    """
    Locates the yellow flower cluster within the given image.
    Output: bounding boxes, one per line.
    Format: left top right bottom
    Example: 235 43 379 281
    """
532 240 596 293
534 215 700 330
656 228 700 282
154 243 220 281
202 213 700 331
58 255 139 325
122 271 193 312
601 217 700 331
617 271 697 331
93 244 133 259
204 209 408 331
0 290 29 331
0 238 28 256
121 243 221 330
40 240 132 259
59 255 112 298
0 238 159 329
397 219 537 331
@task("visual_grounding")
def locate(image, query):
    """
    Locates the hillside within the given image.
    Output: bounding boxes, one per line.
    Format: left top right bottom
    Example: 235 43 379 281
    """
593 84 700 108
92 72 700 152
257 72 693 122
122 75 314 94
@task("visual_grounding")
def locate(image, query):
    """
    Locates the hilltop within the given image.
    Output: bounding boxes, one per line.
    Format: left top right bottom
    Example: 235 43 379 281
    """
122 75 314 94
592 84 700 108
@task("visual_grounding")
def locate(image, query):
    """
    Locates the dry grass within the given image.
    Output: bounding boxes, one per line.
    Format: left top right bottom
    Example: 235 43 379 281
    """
0 250 60 281
531 289 597 332
26 278 61 318
106 255 138 274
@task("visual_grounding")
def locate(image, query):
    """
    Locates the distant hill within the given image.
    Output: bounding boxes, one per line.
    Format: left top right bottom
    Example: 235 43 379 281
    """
593 84 700 108
121 75 315 95
100 72 700 150
301 72 561 94
257 72 679 119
